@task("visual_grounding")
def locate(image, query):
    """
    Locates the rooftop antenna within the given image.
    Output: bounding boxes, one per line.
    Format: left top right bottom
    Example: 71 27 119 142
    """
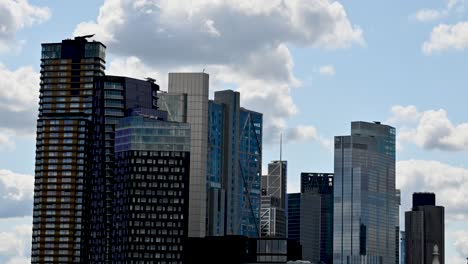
202 68 205 73
280 133 282 163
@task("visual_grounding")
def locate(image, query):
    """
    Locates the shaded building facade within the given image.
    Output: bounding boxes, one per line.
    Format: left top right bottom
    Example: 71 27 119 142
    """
261 161 287 238
287 193 301 241
405 193 444 264
333 121 399 264
111 112 190 264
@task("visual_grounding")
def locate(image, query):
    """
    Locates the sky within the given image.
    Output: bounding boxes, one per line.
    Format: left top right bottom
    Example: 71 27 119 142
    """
0 0 468 263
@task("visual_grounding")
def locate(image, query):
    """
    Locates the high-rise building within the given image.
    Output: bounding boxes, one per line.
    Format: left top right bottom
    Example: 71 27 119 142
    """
90 76 160 262
333 121 399 264
300 173 334 264
405 193 445 264
260 160 287 238
111 110 191 263
32 37 190 264
401 231 406 264
287 193 301 241
32 36 106 263
166 73 209 238
159 84 263 238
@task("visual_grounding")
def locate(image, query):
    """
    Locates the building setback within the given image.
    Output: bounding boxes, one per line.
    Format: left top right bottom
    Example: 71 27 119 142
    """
333 121 399 264
111 111 190 264
405 193 444 264
261 160 288 238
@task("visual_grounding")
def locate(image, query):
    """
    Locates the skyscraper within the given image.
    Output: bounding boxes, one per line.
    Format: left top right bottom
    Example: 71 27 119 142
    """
287 193 301 241
32 36 106 263
166 73 209 238
405 193 445 264
301 172 334 264
90 76 160 262
159 83 263 238
260 160 287 238
333 121 399 264
111 110 191 263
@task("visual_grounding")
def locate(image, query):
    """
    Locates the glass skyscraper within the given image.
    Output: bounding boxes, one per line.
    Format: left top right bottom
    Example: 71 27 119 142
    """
333 121 399 264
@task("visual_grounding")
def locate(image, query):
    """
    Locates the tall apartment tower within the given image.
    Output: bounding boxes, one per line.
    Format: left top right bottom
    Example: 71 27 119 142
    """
260 160 287 238
111 111 191 264
32 36 106 263
159 81 263 238
405 193 445 264
333 121 399 264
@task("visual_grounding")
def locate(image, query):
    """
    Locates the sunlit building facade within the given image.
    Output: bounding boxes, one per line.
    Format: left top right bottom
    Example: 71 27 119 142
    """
333 121 399 264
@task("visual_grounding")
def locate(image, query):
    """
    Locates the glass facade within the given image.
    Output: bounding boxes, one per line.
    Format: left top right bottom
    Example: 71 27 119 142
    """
333 121 398 264
33 36 106 264
89 76 159 263
287 193 301 240
112 115 190 264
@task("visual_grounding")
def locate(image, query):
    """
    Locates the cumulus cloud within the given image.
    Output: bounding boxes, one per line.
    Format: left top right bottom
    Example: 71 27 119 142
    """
76 0 363 144
422 21 468 54
0 0 50 52
397 160 468 221
0 223 31 264
0 64 39 137
0 169 34 218
388 105 468 151
319 65 336 76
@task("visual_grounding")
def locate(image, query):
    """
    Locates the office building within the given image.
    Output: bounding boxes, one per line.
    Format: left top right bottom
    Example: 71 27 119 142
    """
405 193 445 264
89 76 160 262
32 36 106 263
287 193 301 241
165 73 209 238
111 110 190 263
333 121 399 264
160 84 263 237
261 160 287 238
301 173 334 264
401 231 406 264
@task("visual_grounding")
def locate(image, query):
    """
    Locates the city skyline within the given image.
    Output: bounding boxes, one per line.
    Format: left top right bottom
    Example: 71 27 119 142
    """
1 0 468 263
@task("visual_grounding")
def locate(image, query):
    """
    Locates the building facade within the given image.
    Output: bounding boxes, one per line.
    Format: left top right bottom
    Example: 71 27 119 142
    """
287 193 301 241
159 85 263 238
333 121 399 264
32 36 106 263
405 193 445 264
89 76 160 263
300 173 334 264
111 112 190 264
261 160 287 238
166 73 209 238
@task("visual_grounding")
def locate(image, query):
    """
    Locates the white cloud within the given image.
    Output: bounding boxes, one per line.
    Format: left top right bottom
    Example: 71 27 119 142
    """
0 169 34 218
389 105 468 151
0 0 50 52
412 0 464 23
454 231 468 259
397 160 468 221
285 125 319 142
0 63 39 138
0 224 31 264
319 65 336 76
84 0 362 144
414 9 446 22
423 21 468 54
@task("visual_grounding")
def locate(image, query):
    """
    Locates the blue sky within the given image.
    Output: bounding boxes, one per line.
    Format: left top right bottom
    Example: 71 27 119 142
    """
1 0 468 263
